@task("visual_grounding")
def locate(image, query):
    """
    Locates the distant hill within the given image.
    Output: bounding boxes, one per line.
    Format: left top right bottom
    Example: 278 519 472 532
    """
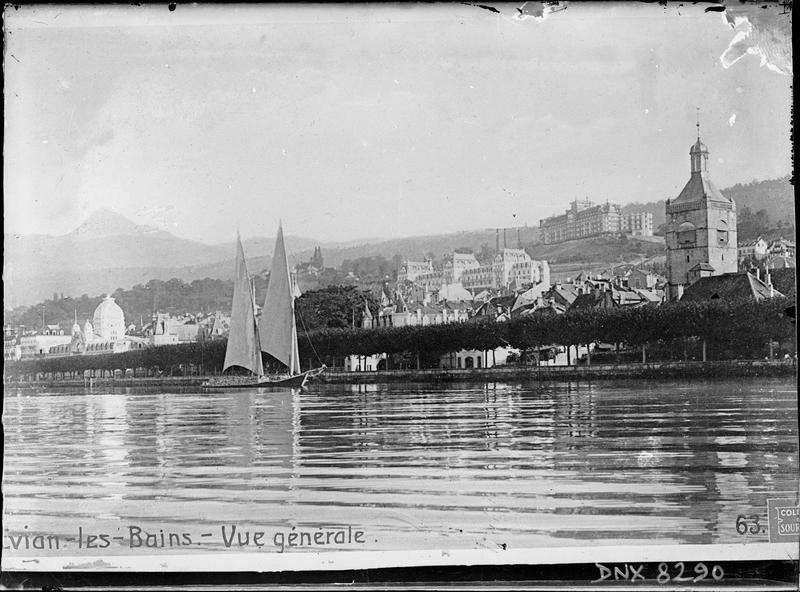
3 208 541 306
719 176 795 223
3 175 791 307
619 175 793 231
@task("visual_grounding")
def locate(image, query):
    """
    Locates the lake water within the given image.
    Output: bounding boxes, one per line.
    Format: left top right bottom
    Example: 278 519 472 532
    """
2 378 798 559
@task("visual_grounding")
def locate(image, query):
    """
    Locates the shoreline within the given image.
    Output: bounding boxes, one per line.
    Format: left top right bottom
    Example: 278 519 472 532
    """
4 360 796 389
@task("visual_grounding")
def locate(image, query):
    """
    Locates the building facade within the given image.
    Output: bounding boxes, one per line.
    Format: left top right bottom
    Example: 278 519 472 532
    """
622 212 654 237
738 237 769 261
397 260 434 284
540 200 625 244
665 128 737 300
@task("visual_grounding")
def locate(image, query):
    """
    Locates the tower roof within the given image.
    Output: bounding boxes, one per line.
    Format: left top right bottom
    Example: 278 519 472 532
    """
690 138 708 154
672 173 731 205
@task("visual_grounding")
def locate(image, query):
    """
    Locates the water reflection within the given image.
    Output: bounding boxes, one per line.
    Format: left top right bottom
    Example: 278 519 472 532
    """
2 379 797 553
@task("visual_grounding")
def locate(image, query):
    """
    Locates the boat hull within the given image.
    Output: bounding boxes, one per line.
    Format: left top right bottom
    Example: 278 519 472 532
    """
202 368 323 390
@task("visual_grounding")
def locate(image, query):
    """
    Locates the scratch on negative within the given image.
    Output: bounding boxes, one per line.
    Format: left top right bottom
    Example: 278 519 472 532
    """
462 3 501 14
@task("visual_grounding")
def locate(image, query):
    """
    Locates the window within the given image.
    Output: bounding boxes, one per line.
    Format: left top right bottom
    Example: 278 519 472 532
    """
717 230 728 245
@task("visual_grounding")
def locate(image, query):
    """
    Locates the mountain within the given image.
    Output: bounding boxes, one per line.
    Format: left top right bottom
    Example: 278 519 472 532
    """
4 175 792 308
3 208 321 307
3 207 542 306
70 208 161 239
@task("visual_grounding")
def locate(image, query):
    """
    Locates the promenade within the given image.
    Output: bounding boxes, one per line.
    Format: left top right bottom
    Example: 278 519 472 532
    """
4 359 796 389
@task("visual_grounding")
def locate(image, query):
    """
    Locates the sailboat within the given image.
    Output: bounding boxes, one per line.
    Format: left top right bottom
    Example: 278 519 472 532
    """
203 224 325 389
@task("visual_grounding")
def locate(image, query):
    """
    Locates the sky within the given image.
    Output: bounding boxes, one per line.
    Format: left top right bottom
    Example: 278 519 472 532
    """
3 2 793 245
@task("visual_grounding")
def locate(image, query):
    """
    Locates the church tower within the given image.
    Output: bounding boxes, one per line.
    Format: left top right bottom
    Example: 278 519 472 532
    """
665 113 737 300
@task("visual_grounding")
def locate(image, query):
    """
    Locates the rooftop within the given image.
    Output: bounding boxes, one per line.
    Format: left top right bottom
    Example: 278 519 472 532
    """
681 272 781 302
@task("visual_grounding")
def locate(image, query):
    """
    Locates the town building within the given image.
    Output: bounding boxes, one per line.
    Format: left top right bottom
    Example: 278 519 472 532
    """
443 252 480 284
680 271 782 302
92 295 126 341
738 237 769 261
397 260 434 284
768 237 795 259
665 122 737 300
363 298 471 328
622 212 654 237
4 326 21 362
540 200 622 244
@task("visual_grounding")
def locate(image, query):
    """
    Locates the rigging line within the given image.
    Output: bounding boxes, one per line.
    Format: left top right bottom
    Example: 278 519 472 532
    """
295 307 324 366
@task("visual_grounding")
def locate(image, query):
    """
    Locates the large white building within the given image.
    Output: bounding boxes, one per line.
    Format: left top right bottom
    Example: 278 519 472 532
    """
460 249 549 293
540 200 653 244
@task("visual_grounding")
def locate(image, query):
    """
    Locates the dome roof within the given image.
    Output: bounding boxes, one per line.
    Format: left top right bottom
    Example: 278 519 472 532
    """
690 138 707 153
93 295 125 329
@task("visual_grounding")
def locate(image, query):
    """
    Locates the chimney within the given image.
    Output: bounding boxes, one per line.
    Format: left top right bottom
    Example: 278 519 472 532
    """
755 267 760 281
496 229 500 252
503 228 507 249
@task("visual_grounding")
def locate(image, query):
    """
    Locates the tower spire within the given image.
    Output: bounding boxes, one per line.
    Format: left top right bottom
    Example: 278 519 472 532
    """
696 107 700 140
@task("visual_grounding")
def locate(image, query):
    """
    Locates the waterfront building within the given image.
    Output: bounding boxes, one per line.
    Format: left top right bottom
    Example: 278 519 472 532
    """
19 332 72 359
4 326 21 362
439 347 514 370
665 122 737 300
49 336 147 358
343 353 386 372
92 295 126 341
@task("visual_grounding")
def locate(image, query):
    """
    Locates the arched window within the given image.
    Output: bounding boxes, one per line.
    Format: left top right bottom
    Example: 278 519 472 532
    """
717 220 729 245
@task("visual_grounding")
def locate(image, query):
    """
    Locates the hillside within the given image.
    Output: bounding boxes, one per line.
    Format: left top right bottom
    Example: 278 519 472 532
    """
526 235 665 265
3 175 791 307
721 176 794 223
3 218 540 306
620 175 794 233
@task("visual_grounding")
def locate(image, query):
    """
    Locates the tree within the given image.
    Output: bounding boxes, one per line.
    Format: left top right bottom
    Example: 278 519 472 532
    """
295 286 379 331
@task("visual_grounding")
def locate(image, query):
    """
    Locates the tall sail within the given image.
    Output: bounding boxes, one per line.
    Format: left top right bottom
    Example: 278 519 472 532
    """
223 234 264 376
259 223 301 375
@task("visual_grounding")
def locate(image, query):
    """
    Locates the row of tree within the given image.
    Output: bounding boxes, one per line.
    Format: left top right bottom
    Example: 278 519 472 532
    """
6 297 794 378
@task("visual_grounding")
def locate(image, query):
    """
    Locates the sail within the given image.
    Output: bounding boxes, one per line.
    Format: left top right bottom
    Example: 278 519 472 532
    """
259 223 301 374
223 235 264 376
